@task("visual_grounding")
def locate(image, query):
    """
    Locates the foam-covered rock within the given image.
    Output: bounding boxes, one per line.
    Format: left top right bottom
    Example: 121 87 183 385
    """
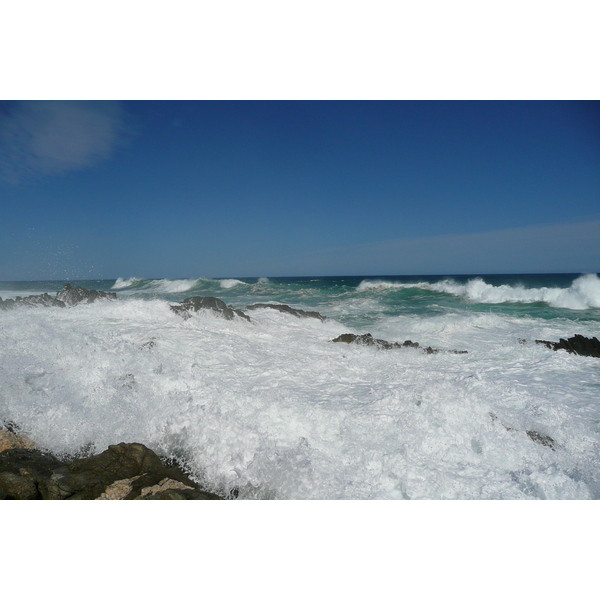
55 283 117 306
331 333 467 355
535 334 600 358
246 303 328 321
171 296 251 322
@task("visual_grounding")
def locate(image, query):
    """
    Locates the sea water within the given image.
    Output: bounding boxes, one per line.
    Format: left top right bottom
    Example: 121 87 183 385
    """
1 273 599 499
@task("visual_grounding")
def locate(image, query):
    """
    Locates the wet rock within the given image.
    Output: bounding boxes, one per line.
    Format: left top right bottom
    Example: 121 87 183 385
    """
489 412 555 451
55 283 117 306
0 293 65 310
526 430 555 450
535 334 600 358
0 449 68 500
171 296 251 322
0 429 37 453
245 303 328 321
331 333 467 355
0 440 224 500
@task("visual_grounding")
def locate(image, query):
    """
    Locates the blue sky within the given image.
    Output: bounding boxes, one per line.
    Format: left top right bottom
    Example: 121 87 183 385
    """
0 100 598 280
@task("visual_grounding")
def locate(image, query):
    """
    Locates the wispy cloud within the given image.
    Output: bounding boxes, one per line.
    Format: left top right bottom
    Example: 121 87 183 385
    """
281 218 600 275
0 101 127 183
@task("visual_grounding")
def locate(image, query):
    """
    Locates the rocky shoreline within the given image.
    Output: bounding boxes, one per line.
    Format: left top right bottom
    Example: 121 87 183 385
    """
0 424 223 500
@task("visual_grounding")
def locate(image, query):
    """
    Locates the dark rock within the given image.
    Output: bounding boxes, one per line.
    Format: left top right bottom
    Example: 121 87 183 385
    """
55 283 117 306
171 296 251 322
0 293 65 310
38 442 174 500
0 449 68 500
245 303 328 322
535 335 600 358
526 430 555 450
331 333 467 355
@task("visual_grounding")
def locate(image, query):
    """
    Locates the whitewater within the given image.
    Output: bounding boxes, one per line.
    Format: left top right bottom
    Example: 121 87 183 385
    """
1 273 599 499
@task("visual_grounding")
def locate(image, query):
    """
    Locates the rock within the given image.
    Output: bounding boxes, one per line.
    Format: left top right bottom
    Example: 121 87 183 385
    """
245 303 328 321
489 413 555 451
526 430 555 450
535 334 600 358
0 429 37 453
331 333 467 355
0 448 68 500
0 440 224 500
0 293 66 310
171 296 251 322
55 283 117 306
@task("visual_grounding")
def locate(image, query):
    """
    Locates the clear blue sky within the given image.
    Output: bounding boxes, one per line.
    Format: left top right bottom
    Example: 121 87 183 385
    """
1 100 598 280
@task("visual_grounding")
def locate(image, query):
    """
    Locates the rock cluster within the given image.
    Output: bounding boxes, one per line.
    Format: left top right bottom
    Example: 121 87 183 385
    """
535 334 600 358
245 303 328 322
0 425 222 500
331 333 467 355
170 296 251 322
0 284 116 310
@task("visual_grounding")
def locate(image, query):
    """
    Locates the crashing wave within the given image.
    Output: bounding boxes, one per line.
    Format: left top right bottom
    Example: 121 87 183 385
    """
357 274 600 310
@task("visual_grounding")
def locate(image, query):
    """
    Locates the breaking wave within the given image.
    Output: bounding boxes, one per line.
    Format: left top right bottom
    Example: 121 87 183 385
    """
357 274 600 310
430 274 600 310
111 277 144 289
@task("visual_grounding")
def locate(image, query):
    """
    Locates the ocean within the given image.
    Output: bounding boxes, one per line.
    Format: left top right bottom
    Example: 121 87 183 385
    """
1 272 599 499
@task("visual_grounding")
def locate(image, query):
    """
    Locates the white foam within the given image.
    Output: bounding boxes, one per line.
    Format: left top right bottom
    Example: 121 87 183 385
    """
430 274 600 310
148 278 204 293
219 279 248 289
357 280 425 291
1 298 598 499
112 277 144 289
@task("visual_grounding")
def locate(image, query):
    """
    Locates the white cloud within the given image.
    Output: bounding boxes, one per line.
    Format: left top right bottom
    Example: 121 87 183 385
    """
0 101 126 183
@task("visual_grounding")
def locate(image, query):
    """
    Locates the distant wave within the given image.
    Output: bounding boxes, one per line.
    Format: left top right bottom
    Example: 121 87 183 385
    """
219 279 248 289
111 277 145 289
148 278 208 294
357 274 600 310
356 280 425 291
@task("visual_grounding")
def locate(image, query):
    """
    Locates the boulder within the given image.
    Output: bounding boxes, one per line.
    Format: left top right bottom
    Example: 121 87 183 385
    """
0 440 223 500
55 283 117 306
0 448 68 500
331 333 467 355
171 296 251 322
535 334 600 358
245 303 328 322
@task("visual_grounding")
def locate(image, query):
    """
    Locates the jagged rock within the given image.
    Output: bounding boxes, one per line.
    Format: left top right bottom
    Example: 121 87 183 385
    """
535 334 600 358
0 293 65 310
526 430 555 450
331 333 467 355
55 283 117 306
171 296 251 322
245 303 328 322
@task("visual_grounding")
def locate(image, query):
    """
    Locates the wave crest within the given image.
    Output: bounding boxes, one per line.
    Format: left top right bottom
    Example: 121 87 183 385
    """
112 277 144 289
433 274 600 310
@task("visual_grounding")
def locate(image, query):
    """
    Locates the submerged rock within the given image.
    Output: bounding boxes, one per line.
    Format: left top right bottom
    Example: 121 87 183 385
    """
55 283 117 306
0 439 223 500
245 303 328 322
171 296 251 322
489 412 556 451
535 334 600 358
331 333 467 355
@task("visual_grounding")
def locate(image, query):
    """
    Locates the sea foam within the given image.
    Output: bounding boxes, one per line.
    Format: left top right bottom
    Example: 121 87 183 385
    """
1 295 598 499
